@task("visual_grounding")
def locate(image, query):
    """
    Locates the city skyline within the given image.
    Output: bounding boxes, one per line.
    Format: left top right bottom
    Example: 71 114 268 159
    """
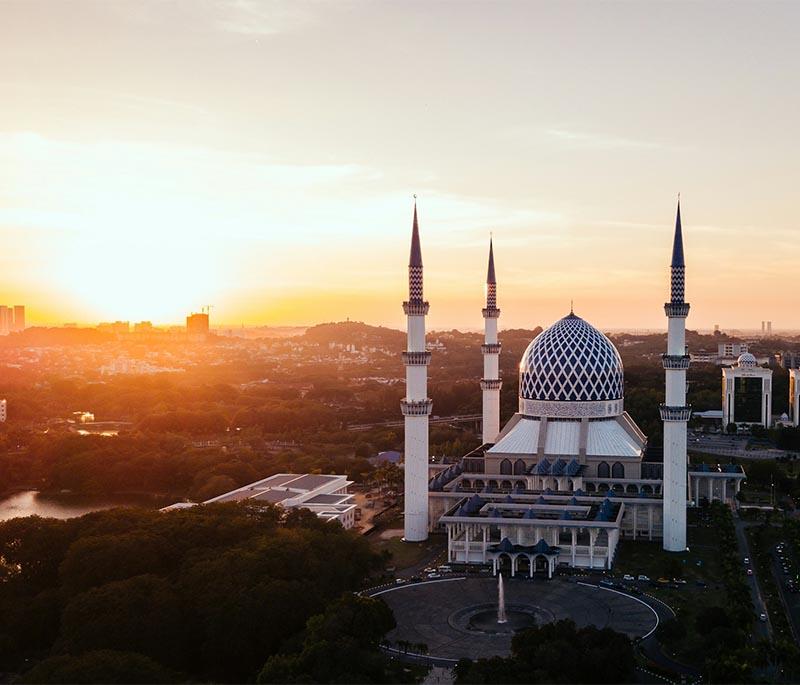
2 1 799 330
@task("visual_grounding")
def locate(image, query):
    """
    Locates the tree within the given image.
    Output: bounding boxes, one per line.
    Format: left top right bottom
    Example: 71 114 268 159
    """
258 594 399 684
455 620 635 684
18 650 177 684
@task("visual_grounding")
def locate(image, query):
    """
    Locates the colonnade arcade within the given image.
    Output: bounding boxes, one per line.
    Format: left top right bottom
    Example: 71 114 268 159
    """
445 520 619 571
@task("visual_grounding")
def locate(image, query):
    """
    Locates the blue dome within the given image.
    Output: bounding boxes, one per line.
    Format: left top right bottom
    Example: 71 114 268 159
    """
519 314 624 403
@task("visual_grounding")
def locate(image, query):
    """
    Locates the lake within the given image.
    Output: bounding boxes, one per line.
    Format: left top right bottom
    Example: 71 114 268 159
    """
0 490 168 521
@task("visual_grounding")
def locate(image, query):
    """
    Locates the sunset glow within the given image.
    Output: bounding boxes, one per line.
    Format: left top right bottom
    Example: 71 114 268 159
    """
2 1 799 330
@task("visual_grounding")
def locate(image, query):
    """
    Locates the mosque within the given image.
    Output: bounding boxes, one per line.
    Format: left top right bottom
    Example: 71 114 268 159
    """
400 202 746 575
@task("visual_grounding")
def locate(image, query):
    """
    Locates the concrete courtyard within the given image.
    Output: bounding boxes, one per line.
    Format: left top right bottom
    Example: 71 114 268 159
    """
375 576 658 661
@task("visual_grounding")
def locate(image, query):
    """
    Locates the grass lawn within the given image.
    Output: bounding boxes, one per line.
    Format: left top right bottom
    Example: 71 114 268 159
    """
371 534 445 571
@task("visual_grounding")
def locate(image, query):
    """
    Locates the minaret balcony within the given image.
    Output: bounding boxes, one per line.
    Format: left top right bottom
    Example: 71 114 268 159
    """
660 405 692 422
480 379 502 390
401 399 433 416
482 307 500 319
402 351 432 366
403 301 430 316
664 302 690 318
481 343 502 354
662 354 691 370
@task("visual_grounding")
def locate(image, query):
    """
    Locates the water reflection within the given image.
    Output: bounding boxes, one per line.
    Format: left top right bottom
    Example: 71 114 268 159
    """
0 490 161 521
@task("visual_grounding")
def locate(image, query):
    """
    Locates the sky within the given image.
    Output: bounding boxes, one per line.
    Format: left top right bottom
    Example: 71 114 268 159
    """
1 0 798 332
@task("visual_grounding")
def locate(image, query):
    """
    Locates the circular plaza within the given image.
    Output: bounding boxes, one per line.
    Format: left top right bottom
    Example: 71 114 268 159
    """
374 576 658 661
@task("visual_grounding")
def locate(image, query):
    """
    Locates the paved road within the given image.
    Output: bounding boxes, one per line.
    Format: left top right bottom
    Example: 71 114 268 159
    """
733 514 772 640
769 543 800 643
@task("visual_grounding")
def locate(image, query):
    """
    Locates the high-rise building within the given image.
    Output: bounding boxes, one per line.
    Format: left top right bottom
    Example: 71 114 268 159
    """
186 312 210 342
401 201 431 542
481 239 501 444
661 200 691 553
0 306 10 336
723 354 773 428
767 321 773 336
790 369 800 428
12 305 25 332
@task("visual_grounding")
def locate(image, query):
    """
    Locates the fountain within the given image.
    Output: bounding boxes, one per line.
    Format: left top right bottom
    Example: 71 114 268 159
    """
461 571 539 634
497 573 508 624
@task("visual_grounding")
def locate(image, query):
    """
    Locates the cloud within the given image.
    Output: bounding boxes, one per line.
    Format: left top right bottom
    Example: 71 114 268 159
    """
545 128 662 150
213 0 327 36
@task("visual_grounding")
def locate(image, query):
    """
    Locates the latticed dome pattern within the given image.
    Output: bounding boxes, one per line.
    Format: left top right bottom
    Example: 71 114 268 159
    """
519 314 624 402
737 352 757 368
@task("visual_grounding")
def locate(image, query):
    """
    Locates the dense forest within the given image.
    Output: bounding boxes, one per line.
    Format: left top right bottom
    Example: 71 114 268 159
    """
0 502 407 683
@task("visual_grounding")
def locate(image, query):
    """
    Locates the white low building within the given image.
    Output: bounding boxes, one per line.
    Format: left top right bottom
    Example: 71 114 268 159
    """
164 473 357 529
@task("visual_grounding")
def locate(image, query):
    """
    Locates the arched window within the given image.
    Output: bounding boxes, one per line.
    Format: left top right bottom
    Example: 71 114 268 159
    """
513 459 526 475
626 484 638 494
474 480 485 490
597 461 610 478
612 462 625 479
499 459 512 475
501 480 512 490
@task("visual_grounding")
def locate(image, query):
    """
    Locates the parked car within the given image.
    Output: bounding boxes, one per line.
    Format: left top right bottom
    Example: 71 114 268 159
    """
395 578 407 584
426 572 442 579
623 574 635 582
637 575 650 582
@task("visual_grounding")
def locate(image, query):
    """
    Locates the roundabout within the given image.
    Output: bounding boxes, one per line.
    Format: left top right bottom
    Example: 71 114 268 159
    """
373 576 658 661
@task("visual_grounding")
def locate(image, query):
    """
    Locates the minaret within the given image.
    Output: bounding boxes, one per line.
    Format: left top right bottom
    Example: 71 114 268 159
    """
481 238 502 443
661 199 691 552
401 200 432 542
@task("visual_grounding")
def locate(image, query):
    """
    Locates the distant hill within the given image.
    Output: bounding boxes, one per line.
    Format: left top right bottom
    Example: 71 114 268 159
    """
300 321 405 348
0 327 113 347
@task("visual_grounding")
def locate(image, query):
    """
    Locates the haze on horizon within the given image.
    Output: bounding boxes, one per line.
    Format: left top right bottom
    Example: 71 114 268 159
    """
1 1 798 332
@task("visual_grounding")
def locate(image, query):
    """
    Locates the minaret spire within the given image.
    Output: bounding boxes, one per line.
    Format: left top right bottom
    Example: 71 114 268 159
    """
481 236 502 443
401 198 431 542
408 198 424 302
661 197 691 553
670 198 685 303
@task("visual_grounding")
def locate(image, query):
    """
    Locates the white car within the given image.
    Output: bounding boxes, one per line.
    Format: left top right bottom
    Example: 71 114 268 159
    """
426 572 442 579
760 613 768 622
623 574 635 582
637 575 650 582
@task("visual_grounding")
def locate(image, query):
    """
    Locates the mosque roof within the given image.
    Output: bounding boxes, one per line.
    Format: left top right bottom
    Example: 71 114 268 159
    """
519 314 624 405
487 415 644 458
